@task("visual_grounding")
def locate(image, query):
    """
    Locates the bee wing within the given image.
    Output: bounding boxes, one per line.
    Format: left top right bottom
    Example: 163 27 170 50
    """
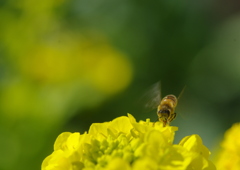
178 85 186 100
176 85 188 120
139 81 161 111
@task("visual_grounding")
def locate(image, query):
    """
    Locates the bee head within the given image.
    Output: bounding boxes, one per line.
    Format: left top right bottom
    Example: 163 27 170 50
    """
158 109 170 121
158 109 170 114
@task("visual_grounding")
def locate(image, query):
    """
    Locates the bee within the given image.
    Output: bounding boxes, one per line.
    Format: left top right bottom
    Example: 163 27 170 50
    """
142 82 185 127
157 94 178 127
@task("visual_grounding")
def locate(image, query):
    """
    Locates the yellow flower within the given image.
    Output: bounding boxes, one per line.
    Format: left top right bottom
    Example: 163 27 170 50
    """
42 114 216 170
215 123 240 170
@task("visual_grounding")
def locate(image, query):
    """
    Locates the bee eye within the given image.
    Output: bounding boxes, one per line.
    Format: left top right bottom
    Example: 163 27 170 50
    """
159 110 170 114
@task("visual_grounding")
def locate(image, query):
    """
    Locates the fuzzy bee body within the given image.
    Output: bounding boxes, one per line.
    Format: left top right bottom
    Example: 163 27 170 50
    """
157 94 178 127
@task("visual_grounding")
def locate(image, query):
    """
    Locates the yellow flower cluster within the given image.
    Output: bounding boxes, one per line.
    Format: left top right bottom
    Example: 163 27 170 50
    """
215 123 240 170
42 114 216 170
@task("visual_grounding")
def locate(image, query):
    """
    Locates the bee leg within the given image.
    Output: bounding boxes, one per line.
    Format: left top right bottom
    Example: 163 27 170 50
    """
168 112 176 123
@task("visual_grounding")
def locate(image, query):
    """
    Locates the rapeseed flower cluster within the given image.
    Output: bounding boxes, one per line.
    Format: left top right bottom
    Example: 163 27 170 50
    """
42 114 216 170
215 123 240 170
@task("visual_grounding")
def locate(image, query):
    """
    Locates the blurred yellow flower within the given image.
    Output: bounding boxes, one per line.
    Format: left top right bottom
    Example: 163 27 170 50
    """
81 44 132 95
20 40 132 95
215 123 240 170
42 114 216 170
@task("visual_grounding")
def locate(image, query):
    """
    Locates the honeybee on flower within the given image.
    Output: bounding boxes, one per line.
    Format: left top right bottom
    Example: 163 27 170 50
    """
143 82 185 127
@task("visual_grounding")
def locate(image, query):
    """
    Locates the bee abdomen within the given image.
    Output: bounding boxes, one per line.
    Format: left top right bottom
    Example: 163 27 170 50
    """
163 95 177 106
165 95 177 101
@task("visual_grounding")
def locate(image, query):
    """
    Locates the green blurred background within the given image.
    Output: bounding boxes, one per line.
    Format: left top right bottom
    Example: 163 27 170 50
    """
1 0 240 169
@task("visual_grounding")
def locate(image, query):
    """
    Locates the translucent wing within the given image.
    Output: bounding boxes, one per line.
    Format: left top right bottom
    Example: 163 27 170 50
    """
175 85 188 120
178 85 186 100
139 81 161 111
